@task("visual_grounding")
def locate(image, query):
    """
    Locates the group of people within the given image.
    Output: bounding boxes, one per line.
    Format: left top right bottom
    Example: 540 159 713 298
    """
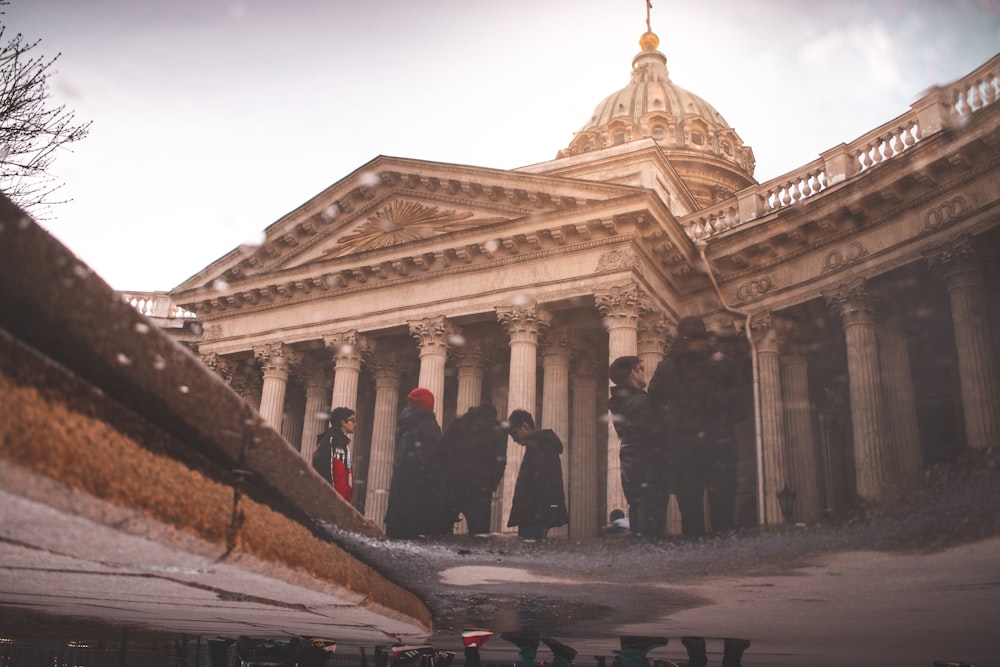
207 629 752 667
610 315 748 538
384 630 750 667
313 386 568 540
312 314 742 540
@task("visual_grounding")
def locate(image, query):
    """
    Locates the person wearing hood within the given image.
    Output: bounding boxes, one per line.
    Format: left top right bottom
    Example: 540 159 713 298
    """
384 387 443 538
505 409 569 540
648 316 747 536
608 355 669 537
437 403 508 535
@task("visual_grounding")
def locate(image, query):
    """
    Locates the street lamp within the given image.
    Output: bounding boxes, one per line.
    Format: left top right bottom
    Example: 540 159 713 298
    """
776 484 796 523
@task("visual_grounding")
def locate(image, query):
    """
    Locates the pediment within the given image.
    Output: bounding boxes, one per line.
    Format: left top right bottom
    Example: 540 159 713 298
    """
173 155 644 293
285 194 513 266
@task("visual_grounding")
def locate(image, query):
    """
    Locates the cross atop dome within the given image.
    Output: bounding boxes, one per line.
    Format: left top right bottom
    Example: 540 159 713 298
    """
640 0 660 52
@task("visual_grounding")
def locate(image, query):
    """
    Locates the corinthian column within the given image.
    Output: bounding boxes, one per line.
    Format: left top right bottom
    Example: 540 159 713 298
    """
454 343 485 417
638 312 671 375
569 347 600 537
253 342 302 432
497 302 550 529
595 283 648 520
300 363 331 461
409 316 459 424
825 279 892 500
639 311 678 534
542 327 572 537
232 361 263 411
781 329 821 523
199 351 236 384
323 330 374 414
489 360 510 533
878 308 922 480
926 236 1000 451
751 312 788 524
365 352 404 529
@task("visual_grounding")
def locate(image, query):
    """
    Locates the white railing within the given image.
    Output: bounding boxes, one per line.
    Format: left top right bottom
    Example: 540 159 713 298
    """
119 291 197 319
681 53 1000 242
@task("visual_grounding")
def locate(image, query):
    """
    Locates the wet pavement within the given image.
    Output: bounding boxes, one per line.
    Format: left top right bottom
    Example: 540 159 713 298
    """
334 461 1000 667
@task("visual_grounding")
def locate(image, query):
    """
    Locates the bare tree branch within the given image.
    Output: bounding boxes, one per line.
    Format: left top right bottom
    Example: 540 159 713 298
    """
0 4 91 219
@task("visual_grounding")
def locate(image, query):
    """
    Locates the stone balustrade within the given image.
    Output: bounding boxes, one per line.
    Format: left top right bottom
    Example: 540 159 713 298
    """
681 53 1000 243
120 291 196 319
946 54 1000 118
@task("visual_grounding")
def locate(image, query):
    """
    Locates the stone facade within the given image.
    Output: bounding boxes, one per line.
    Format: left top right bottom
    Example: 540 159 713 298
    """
160 33 1000 537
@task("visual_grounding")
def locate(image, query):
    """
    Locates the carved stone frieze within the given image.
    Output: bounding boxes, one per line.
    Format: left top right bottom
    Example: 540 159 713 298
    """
597 247 640 272
732 276 774 304
923 196 969 232
202 324 223 341
822 241 869 273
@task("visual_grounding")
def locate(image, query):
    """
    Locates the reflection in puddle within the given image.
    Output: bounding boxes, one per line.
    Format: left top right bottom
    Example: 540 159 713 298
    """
439 566 583 586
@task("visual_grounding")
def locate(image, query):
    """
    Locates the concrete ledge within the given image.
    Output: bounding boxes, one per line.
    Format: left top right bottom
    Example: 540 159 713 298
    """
0 195 432 640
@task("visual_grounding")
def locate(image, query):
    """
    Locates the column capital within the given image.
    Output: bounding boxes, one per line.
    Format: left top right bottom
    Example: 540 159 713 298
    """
638 311 672 357
923 234 985 290
748 310 792 353
496 303 551 342
199 351 236 382
231 361 263 406
824 277 879 327
323 330 376 364
253 342 302 374
594 282 651 328
408 315 460 356
571 344 600 378
368 350 405 384
301 360 331 393
541 327 572 361
453 342 485 369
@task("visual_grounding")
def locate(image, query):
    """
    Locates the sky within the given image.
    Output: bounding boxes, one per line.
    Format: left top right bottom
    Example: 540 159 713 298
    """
3 0 998 292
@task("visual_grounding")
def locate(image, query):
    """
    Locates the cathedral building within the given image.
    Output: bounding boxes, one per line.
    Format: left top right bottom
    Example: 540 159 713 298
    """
165 23 1000 537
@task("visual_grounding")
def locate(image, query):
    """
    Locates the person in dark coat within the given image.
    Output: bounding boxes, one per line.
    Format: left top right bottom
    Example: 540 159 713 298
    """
312 406 355 502
505 409 569 540
608 355 669 537
437 404 508 535
648 316 747 535
384 388 443 538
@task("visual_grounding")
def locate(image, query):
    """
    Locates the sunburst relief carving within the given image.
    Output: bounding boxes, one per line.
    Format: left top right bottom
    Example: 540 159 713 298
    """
326 200 484 257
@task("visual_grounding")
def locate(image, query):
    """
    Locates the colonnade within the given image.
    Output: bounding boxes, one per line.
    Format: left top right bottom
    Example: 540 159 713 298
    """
198 237 999 533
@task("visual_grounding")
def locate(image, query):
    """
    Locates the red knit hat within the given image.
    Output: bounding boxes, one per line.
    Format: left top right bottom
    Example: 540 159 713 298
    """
407 387 434 410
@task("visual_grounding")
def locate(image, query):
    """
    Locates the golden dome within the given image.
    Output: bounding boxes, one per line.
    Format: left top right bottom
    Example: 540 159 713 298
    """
558 29 757 205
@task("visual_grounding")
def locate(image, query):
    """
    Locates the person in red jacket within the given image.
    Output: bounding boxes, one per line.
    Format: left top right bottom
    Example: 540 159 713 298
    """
313 407 355 502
